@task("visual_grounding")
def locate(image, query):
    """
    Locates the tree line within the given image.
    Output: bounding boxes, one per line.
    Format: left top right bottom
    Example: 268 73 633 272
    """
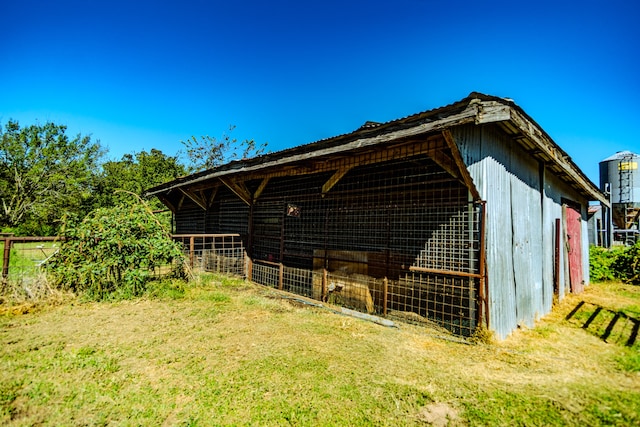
0 120 266 236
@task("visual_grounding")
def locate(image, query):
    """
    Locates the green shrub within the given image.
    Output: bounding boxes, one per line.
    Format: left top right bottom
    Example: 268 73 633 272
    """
589 245 624 282
44 201 186 300
612 242 640 285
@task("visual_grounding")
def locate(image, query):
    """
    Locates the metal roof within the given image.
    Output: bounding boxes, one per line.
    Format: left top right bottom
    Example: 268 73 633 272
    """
601 150 639 162
145 92 608 206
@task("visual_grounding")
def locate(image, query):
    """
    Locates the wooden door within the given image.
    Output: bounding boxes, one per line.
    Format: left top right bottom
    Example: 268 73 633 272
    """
565 204 584 293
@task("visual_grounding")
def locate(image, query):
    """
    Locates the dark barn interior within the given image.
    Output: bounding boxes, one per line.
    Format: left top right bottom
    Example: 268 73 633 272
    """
159 132 484 336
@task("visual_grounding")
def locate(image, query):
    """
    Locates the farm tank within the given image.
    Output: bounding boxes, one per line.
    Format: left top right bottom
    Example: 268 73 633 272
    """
599 151 640 230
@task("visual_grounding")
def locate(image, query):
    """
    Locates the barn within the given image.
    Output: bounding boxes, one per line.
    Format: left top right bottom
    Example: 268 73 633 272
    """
146 93 608 339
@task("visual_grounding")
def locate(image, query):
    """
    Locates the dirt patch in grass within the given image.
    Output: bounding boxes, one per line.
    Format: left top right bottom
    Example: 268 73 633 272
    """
1 276 639 426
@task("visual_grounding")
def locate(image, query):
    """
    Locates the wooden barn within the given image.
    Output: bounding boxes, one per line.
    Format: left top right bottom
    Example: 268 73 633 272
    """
146 93 608 339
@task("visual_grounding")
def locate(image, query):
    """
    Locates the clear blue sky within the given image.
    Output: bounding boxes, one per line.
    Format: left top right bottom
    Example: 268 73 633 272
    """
1 0 638 185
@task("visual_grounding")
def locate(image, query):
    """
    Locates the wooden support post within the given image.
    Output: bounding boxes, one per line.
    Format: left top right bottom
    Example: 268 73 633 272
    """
2 237 12 279
322 268 328 302
189 236 195 269
383 277 388 316
278 263 284 290
245 255 252 281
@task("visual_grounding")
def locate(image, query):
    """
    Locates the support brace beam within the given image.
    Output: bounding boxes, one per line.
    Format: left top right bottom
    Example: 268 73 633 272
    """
179 188 208 210
253 177 270 202
442 129 481 201
219 177 252 206
322 166 353 196
158 195 176 213
209 187 219 208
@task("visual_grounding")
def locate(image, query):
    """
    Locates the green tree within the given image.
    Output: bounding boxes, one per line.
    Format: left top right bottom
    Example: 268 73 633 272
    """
0 120 104 235
95 149 187 210
181 125 268 172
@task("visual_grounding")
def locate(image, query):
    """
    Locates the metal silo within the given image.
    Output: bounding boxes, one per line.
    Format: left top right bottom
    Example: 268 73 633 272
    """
599 151 640 236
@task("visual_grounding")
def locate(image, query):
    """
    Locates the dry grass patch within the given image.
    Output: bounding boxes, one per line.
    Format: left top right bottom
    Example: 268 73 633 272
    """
1 275 639 426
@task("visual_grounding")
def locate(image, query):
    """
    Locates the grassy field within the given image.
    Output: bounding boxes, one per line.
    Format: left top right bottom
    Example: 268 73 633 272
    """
1 274 639 426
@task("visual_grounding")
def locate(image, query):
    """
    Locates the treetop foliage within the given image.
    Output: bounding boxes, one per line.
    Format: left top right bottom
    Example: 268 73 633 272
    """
0 119 104 235
1 119 263 235
181 125 268 172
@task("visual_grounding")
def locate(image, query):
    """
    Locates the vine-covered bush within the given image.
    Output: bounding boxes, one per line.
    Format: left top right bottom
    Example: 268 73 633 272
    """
612 242 640 285
45 202 185 300
589 245 624 282
590 243 640 285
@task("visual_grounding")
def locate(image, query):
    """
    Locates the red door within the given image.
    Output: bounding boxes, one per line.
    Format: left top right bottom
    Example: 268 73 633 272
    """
566 205 584 293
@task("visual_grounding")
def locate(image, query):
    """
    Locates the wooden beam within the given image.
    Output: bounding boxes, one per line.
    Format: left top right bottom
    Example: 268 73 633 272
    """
150 105 480 195
207 185 220 208
157 195 176 213
179 188 207 210
219 177 252 206
322 166 353 196
428 150 459 179
253 177 270 202
442 129 481 201
162 134 466 199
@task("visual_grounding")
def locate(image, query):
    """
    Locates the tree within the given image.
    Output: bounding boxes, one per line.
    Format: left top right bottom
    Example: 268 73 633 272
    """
0 120 104 235
95 149 187 210
180 125 268 172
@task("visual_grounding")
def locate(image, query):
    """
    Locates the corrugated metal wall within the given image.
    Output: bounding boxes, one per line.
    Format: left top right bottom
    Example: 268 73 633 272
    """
454 126 538 338
454 124 590 339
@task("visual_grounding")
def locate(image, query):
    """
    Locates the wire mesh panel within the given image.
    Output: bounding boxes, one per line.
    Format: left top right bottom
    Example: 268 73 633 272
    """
1 239 60 297
201 247 245 276
246 151 482 335
173 234 246 277
172 137 485 336
390 273 476 336
282 266 313 298
251 261 280 289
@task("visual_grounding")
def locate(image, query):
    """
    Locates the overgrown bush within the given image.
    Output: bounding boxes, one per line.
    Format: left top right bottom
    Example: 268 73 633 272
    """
45 202 186 300
590 243 640 285
612 242 640 285
589 245 624 282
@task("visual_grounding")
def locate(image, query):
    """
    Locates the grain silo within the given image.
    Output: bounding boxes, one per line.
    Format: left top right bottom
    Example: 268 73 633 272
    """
599 151 640 231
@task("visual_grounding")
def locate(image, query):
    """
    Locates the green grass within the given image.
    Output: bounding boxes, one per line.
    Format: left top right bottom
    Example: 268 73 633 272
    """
1 275 639 426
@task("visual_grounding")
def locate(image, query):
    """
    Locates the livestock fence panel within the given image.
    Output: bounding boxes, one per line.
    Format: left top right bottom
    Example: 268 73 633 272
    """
1 236 62 298
172 234 247 277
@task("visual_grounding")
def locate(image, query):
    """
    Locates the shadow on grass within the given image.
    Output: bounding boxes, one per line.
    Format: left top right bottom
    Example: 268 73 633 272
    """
566 300 639 347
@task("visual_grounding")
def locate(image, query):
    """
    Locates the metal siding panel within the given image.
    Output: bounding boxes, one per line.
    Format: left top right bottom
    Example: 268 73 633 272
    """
454 126 517 339
541 172 559 311
543 172 590 299
509 148 544 327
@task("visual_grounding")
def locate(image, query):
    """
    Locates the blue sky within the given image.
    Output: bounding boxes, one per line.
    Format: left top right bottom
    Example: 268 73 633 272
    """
1 0 638 185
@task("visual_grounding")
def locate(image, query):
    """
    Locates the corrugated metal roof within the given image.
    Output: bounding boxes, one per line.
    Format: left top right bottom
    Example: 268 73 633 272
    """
144 92 608 206
588 205 602 214
601 150 639 162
